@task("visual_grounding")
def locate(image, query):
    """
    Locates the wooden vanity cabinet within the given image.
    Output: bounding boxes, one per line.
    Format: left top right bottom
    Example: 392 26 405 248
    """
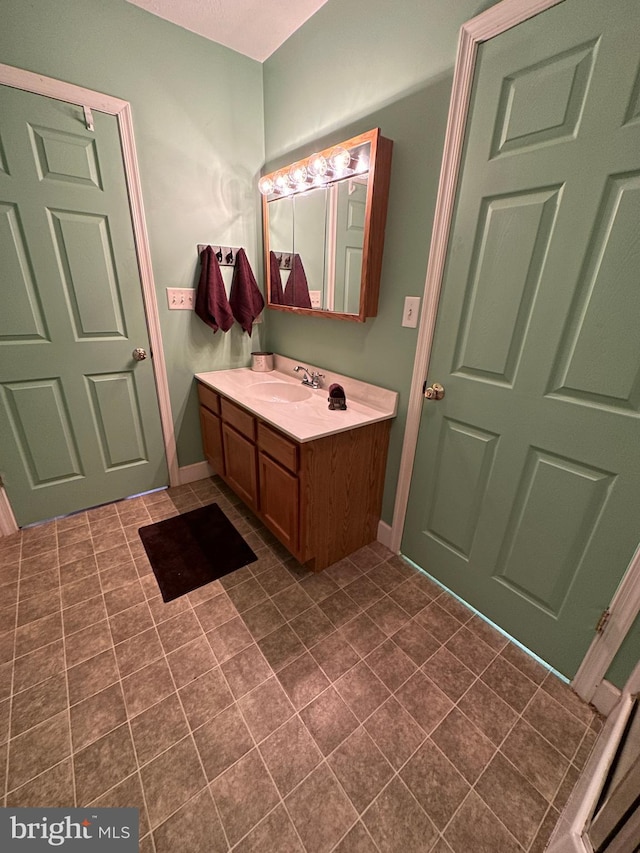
198 389 224 476
196 381 390 572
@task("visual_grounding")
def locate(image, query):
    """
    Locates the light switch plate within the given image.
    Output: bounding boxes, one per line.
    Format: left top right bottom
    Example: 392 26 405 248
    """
402 296 420 328
167 288 194 310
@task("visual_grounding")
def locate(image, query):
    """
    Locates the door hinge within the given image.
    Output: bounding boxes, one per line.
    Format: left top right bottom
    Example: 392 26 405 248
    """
83 105 94 132
596 608 611 634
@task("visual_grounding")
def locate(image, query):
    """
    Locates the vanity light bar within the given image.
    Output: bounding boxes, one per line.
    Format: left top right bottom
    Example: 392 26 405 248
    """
258 140 370 199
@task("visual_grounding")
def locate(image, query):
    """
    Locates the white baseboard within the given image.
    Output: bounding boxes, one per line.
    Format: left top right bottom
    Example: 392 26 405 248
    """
591 679 621 717
0 485 18 536
377 519 394 550
178 461 213 485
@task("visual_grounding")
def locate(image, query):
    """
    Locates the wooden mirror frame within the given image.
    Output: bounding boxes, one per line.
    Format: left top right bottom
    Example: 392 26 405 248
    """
262 128 393 322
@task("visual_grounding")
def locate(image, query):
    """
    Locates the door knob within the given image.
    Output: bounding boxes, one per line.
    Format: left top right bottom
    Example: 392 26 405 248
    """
132 348 147 361
424 382 445 400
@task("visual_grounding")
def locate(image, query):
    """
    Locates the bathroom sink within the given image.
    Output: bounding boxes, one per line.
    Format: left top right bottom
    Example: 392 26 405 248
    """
248 382 312 403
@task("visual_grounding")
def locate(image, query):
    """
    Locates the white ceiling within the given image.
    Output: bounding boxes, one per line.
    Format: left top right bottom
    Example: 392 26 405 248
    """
126 0 330 62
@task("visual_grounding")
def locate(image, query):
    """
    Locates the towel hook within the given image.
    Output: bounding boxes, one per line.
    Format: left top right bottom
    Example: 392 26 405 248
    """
196 244 241 265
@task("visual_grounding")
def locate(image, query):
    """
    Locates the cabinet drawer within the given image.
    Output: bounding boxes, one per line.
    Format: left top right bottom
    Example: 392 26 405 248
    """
258 423 298 473
197 382 220 415
221 398 255 441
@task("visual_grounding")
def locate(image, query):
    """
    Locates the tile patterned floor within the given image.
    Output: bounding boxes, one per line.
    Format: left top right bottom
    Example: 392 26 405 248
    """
0 477 603 852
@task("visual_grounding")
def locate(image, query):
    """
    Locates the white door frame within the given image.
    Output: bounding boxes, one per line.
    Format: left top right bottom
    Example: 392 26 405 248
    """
0 63 179 534
390 0 640 704
547 659 640 853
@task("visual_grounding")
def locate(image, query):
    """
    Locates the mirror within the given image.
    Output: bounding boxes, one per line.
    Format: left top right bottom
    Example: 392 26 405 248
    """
260 128 393 322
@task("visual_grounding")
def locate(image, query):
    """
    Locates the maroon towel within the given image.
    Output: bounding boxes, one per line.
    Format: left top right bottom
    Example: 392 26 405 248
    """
283 254 312 309
269 251 285 305
229 248 264 335
195 246 234 332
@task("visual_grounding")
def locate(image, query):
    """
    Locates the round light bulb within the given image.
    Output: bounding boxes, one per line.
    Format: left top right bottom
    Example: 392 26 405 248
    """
258 175 275 195
355 152 369 173
288 162 308 187
307 153 328 179
274 170 291 194
328 146 351 173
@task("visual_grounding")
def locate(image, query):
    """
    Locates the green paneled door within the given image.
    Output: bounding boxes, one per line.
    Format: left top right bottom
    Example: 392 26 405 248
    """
0 85 168 526
402 0 640 679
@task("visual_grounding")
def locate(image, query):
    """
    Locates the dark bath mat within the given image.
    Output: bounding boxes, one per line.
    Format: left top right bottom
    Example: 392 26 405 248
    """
138 503 257 602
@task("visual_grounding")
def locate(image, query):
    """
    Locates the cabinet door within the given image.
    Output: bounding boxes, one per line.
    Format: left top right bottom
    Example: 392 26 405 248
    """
222 423 258 509
259 451 299 554
199 406 224 475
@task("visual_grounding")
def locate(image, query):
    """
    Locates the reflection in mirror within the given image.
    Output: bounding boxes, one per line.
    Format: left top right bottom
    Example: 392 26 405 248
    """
260 129 393 322
268 195 293 261
293 188 327 308
331 177 367 314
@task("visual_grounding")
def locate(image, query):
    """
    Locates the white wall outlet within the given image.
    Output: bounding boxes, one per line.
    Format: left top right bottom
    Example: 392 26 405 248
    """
309 290 322 309
402 296 421 328
167 288 195 310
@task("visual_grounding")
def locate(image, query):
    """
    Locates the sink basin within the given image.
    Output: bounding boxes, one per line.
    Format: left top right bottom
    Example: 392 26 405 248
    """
249 382 312 403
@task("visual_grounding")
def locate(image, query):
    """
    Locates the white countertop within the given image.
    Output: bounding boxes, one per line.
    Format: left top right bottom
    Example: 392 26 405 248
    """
196 355 398 443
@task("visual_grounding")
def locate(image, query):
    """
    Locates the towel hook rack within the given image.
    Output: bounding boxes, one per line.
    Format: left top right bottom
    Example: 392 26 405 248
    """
197 244 241 266
271 251 293 270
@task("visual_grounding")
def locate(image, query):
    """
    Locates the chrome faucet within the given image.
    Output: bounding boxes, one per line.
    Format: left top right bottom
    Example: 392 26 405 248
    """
294 365 324 389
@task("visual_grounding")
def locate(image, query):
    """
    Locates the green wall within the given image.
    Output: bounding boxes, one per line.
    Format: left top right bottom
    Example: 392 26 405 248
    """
0 0 265 468
262 0 497 523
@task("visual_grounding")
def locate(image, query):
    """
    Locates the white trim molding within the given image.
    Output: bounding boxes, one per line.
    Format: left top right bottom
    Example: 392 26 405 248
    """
0 484 18 537
591 679 621 718
573 543 640 702
178 461 213 486
376 519 393 550
0 64 179 522
390 0 638 705
547 693 634 853
547 660 640 853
